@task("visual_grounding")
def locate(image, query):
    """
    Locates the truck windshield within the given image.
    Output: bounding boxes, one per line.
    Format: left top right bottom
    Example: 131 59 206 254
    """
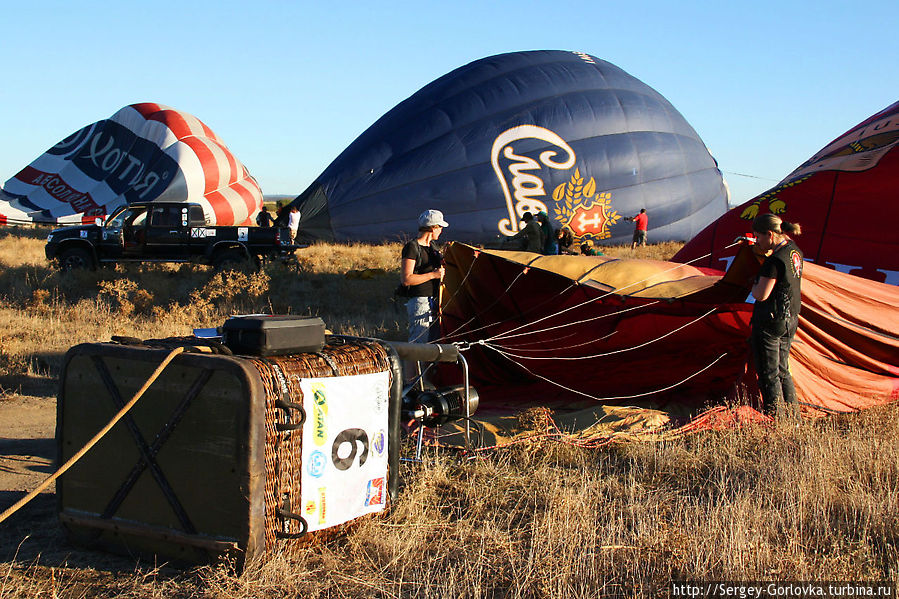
106 209 146 230
105 208 130 229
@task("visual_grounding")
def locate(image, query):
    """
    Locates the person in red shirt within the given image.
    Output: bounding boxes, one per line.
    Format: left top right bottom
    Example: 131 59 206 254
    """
627 208 648 249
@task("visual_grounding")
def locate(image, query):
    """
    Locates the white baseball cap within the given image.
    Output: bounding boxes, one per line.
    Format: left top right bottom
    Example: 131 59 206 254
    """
418 209 449 228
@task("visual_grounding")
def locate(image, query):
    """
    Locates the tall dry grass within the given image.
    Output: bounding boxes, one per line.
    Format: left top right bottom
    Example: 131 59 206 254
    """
0 227 896 597
0 228 406 391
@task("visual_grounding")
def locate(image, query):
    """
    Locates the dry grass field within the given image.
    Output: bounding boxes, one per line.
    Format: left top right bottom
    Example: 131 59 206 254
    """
0 227 896 598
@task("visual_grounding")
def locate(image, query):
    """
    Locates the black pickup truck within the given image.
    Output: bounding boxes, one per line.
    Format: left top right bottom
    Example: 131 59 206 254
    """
45 202 298 270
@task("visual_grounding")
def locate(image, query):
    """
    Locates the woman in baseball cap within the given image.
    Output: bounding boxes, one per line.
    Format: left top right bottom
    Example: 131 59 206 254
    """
399 209 448 343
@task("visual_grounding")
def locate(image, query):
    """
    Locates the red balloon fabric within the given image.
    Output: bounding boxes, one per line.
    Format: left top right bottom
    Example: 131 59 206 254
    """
673 101 899 285
438 243 899 434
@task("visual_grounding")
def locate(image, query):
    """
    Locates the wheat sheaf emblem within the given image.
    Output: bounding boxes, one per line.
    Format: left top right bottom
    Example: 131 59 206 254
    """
552 169 620 238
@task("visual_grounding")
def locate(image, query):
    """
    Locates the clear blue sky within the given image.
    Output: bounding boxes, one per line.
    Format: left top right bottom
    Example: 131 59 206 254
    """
1 0 895 207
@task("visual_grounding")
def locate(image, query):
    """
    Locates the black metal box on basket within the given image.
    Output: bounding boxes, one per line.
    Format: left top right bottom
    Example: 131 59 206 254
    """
221 315 326 356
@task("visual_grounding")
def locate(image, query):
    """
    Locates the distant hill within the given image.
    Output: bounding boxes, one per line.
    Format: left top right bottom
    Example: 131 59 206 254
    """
264 194 294 204
262 195 294 211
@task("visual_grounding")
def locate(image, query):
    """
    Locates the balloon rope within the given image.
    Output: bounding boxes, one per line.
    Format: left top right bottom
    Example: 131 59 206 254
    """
438 252 640 343
481 243 738 344
438 248 481 313
435 266 531 342
484 307 718 360
487 300 662 344
486 346 729 402
0 346 185 526
439 240 739 346
439 246 672 344
499 330 610 351
438 252 627 343
437 277 579 343
721 170 780 182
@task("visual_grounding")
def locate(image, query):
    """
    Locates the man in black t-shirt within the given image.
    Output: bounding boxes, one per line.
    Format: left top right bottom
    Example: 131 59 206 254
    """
750 214 804 418
256 206 274 227
505 212 544 253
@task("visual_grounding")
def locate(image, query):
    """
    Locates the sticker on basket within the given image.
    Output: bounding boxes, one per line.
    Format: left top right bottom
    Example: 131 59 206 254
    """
300 370 390 532
307 450 327 478
312 385 328 447
372 430 386 456
365 478 385 507
318 487 327 526
373 381 387 414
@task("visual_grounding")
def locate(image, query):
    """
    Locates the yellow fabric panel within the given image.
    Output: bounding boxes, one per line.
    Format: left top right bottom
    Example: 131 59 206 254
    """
478 248 719 299
435 404 674 448
482 249 607 279
580 275 720 298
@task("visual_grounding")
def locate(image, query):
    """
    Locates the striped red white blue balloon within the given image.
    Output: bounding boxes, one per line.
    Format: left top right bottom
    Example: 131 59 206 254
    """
0 103 262 226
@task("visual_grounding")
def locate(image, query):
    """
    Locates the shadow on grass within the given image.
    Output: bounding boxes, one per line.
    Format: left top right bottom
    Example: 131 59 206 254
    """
0 438 54 474
0 491 197 580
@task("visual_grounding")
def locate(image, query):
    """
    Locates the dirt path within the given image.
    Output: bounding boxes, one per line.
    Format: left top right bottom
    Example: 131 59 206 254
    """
0 394 64 562
0 395 56 495
0 393 182 597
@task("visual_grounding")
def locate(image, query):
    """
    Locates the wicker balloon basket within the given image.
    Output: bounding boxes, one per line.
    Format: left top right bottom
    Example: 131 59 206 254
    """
56 335 402 569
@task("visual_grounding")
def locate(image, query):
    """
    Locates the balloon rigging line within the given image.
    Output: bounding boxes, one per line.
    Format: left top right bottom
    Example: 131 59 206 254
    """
480 241 738 344
486 244 735 341
485 307 718 360
439 244 710 345
486 300 662 344
437 239 738 347
497 330 582 349
721 170 780 182
438 268 528 340
487 345 730 402
435 257 540 343
492 331 577 351
437 244 649 343
437 276 580 343
497 330 617 354
438 282 580 343
437 248 481 313
438 248 673 344
800 309 899 342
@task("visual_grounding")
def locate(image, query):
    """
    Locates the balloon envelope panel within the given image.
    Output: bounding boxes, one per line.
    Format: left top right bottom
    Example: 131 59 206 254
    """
440 243 899 416
293 50 728 245
0 103 262 226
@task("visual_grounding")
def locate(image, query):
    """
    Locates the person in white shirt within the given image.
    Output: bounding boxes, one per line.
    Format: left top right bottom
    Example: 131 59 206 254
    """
287 206 301 244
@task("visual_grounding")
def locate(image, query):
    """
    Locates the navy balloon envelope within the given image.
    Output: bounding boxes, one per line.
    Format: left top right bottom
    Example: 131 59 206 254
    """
293 50 728 246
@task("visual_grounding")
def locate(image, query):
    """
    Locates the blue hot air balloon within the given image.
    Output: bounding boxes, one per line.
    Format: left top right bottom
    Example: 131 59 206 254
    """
293 50 727 246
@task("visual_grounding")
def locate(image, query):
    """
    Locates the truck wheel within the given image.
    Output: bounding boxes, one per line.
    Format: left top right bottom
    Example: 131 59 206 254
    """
58 247 95 271
213 249 254 271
